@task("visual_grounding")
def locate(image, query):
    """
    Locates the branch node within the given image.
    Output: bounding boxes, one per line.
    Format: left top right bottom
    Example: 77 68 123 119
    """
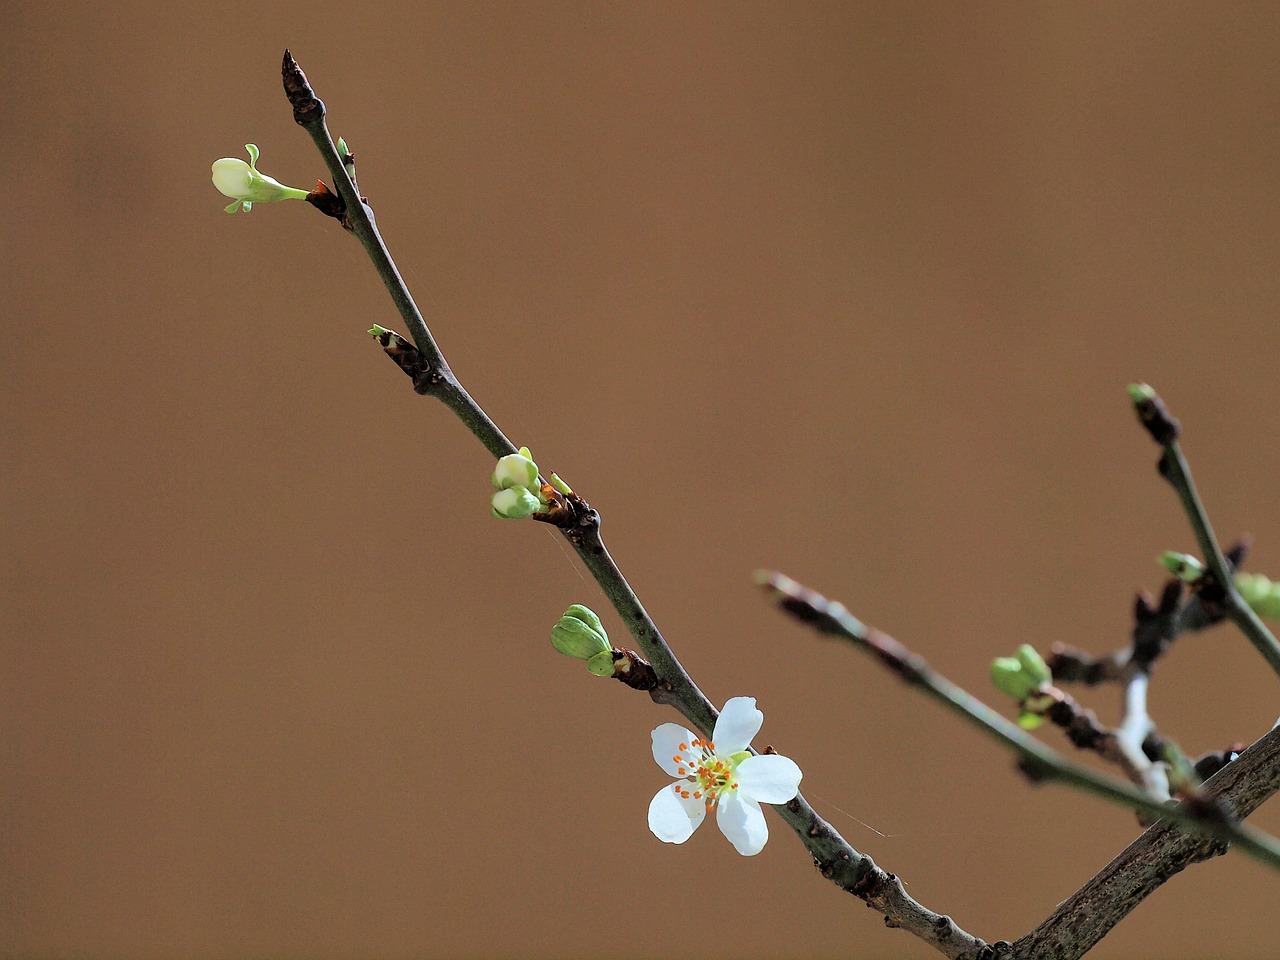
610 649 659 691
1129 383 1181 445
282 50 325 126
304 180 354 230
367 325 444 392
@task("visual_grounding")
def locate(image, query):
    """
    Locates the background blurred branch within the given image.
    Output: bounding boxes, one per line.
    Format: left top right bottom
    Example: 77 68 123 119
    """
760 570 1280 957
757 570 1280 873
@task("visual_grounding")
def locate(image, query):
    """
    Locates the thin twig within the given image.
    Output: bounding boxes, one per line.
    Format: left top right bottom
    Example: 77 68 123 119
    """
1128 384 1280 677
756 571 1280 872
282 52 989 959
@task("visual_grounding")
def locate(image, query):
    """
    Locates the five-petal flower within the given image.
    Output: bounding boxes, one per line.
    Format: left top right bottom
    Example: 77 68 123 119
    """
647 696 802 856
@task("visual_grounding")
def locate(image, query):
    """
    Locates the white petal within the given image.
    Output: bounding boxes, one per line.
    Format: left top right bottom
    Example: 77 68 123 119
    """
716 792 768 856
712 697 763 754
648 783 705 843
211 158 254 200
736 754 802 803
651 722 697 776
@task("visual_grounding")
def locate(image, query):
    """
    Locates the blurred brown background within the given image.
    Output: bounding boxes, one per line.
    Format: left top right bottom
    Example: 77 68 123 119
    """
5 2 1280 957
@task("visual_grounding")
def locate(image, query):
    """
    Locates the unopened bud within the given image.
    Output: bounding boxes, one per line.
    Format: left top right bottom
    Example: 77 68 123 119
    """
492 446 540 491
1160 551 1203 582
991 645 1051 703
1236 571 1280 619
491 486 542 519
551 604 611 662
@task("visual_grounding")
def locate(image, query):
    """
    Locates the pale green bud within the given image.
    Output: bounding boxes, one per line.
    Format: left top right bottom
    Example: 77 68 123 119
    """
492 447 540 491
1016 712 1045 730
549 473 572 495
1015 644 1051 687
562 603 604 635
211 144 309 214
551 604 611 661
491 486 541 519
1160 551 1204 582
586 650 616 677
991 645 1051 702
1236 572 1280 619
991 657 1033 701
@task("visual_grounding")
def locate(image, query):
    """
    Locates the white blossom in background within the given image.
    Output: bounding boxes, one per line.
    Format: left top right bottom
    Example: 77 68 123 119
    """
648 696 802 856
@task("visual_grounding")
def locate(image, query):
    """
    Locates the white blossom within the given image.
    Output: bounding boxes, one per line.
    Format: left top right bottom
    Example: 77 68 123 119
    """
647 697 802 856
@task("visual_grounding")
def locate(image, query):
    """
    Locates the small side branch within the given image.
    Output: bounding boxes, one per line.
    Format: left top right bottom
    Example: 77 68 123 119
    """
757 571 1280 872
283 51 451 388
1128 384 1280 677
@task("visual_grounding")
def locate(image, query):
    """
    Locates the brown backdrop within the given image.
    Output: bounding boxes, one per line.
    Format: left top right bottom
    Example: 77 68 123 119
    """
6 3 1280 958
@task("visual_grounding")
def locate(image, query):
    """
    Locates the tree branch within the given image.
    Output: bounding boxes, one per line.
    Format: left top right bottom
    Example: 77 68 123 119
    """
1128 384 1280 677
1008 723 1280 960
283 52 989 959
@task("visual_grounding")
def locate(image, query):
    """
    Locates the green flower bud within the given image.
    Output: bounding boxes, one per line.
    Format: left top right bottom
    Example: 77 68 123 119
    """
562 603 604 635
551 605 611 661
492 446 540 491
491 486 542 519
1236 572 1280 619
1015 644 1051 687
990 656 1029 700
211 144 309 214
1159 551 1203 581
586 650 616 677
991 645 1051 702
550 473 573 495
1016 712 1045 730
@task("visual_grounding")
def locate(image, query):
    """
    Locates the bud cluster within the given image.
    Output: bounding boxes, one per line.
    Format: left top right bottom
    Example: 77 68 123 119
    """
490 447 546 519
990 644 1054 730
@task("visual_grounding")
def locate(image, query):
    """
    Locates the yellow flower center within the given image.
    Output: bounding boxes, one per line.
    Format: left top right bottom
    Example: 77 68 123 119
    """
670 737 741 812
